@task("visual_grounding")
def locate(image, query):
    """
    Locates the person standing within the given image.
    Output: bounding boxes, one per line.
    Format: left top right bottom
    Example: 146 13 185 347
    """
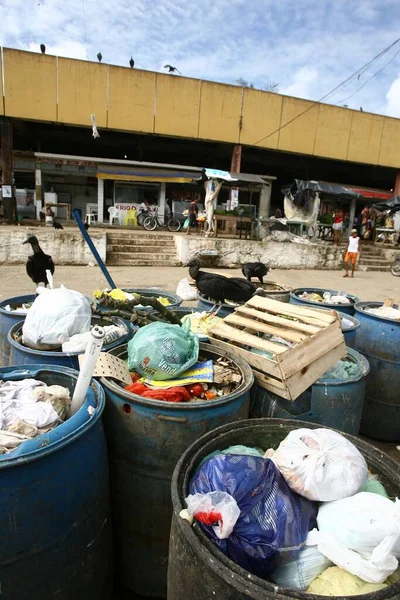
343 228 361 278
332 207 344 246
186 198 198 235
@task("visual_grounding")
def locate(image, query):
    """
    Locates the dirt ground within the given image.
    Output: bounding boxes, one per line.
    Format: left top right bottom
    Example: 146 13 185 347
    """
0 263 399 301
0 263 398 462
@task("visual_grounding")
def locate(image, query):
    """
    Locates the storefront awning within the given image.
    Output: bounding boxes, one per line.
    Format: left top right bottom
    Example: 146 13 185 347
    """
97 166 200 183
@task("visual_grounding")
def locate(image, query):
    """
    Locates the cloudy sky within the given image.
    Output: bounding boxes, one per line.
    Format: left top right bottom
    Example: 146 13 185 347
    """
1 0 400 117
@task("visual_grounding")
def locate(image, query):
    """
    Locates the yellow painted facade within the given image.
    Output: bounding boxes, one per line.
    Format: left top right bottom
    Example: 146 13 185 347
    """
1 47 399 169
0 55 3 115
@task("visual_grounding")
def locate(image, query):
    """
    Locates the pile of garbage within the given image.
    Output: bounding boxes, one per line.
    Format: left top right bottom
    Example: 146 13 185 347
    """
93 288 181 327
364 305 400 321
122 321 242 403
183 428 400 595
0 378 70 453
3 302 33 314
298 291 352 305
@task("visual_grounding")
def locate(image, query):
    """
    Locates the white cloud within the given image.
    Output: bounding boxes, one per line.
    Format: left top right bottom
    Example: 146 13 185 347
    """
385 74 400 117
280 66 319 100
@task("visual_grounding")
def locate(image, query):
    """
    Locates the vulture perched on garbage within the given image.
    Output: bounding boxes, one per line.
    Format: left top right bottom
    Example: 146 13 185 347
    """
23 235 55 287
188 259 259 311
242 262 269 285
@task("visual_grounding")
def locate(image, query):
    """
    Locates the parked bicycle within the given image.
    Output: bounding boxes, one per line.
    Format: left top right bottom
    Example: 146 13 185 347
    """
143 207 181 232
390 255 400 276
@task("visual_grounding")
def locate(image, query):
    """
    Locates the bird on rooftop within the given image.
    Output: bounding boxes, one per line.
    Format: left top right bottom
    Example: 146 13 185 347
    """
241 262 269 285
52 221 63 230
129 57 134 68
23 235 55 287
40 44 46 54
360 106 363 112
97 52 102 63
188 259 258 313
164 64 181 75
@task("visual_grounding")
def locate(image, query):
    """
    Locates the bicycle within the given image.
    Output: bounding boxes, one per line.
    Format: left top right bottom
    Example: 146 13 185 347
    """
143 207 181 232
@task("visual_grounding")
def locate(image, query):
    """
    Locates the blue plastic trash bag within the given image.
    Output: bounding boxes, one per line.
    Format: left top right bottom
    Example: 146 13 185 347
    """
127 320 199 380
188 454 317 579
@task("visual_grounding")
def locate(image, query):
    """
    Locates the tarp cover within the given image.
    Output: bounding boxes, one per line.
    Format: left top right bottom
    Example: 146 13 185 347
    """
372 195 400 212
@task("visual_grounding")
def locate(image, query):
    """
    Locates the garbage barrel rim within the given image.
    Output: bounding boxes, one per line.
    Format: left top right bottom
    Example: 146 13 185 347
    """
0 294 36 316
171 417 400 600
7 318 129 357
291 287 359 308
355 301 400 325
0 364 105 469
101 342 254 410
314 347 370 386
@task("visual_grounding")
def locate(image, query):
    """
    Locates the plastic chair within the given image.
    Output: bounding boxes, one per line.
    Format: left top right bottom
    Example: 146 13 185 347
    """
85 213 97 225
126 207 138 226
108 206 122 225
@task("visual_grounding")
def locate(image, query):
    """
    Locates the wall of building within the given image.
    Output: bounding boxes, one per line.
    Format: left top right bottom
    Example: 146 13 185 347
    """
174 236 343 270
2 48 400 169
0 229 106 265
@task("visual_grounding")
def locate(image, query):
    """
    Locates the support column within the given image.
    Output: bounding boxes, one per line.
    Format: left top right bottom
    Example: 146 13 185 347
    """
229 144 242 210
159 182 166 225
35 164 42 220
394 171 400 196
1 118 16 224
258 183 272 219
97 178 104 224
349 196 357 235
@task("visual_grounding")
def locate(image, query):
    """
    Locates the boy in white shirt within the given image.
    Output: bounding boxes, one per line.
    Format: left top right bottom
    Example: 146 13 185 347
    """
343 229 361 278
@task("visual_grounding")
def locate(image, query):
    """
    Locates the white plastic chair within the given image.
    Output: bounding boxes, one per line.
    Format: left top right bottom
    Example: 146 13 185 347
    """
108 206 122 225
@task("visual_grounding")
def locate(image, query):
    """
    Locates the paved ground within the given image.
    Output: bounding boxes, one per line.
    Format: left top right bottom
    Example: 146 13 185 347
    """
1 263 399 301
0 263 398 462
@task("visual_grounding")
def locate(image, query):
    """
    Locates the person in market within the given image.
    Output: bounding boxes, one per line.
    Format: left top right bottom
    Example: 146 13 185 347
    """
332 206 344 246
343 228 362 278
186 198 198 235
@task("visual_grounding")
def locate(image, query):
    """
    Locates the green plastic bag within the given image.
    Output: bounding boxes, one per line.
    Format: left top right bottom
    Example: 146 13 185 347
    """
127 320 199 381
183 217 190 230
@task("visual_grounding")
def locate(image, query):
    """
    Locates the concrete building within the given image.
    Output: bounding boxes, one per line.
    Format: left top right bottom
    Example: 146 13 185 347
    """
1 47 399 224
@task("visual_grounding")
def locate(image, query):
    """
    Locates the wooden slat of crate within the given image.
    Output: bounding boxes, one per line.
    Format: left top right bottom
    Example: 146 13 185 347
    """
277 321 345 379
224 313 307 344
208 338 283 379
210 321 288 355
246 296 337 326
234 306 321 335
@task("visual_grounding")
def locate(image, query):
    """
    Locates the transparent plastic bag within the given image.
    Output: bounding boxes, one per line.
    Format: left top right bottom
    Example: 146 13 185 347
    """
176 278 198 301
186 491 240 539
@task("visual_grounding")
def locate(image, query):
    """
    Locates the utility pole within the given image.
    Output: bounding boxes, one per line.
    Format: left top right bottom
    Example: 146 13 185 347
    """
229 144 242 210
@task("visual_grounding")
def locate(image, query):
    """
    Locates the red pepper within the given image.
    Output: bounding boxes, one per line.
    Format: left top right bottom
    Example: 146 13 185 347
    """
185 383 204 397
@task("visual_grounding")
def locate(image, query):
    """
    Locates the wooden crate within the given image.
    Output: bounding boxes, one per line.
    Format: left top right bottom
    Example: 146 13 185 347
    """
208 296 347 401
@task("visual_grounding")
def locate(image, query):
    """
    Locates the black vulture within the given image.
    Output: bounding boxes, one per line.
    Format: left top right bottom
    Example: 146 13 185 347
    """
164 64 181 74
97 52 102 63
241 262 269 284
23 235 55 287
129 57 134 68
40 44 46 54
52 221 63 230
188 259 257 312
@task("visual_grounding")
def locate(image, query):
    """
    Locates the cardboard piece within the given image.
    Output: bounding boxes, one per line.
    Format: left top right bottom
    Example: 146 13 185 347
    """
78 352 131 385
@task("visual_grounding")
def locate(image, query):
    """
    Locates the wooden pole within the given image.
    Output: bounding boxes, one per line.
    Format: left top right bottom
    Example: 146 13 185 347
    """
0 118 16 224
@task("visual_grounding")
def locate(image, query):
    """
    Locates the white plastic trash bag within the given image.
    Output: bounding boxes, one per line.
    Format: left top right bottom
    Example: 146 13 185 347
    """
309 493 400 583
186 491 240 539
270 540 333 591
176 278 198 301
270 428 368 501
23 286 91 350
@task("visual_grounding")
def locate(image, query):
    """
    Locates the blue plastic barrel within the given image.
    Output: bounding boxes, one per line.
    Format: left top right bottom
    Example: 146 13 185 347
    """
250 348 369 435
101 342 253 598
0 364 111 599
340 311 360 348
0 294 35 367
197 293 235 317
290 287 359 315
8 315 130 369
355 301 400 442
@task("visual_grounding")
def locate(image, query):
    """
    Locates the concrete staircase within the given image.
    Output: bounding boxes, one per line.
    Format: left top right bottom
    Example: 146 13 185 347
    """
106 231 180 266
340 243 391 272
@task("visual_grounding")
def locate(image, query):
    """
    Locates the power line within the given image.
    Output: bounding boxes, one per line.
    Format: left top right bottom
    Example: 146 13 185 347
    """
336 46 400 106
252 37 400 147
